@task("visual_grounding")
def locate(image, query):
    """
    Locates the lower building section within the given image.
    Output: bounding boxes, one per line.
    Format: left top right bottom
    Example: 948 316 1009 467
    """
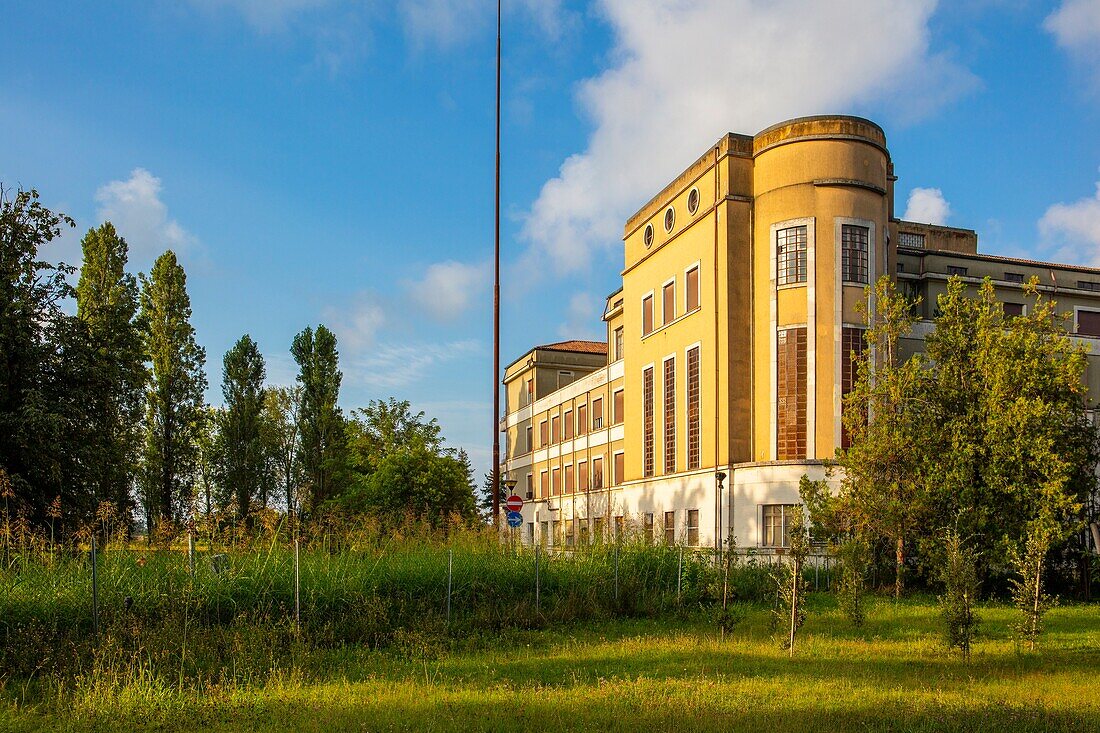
511 460 834 552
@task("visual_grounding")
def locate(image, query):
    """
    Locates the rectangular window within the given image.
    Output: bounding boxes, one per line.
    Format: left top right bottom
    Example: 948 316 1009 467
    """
525 473 533 499
552 467 561 496
594 517 604 542
613 389 624 424
643 366 655 477
664 511 676 545
539 521 548 546
614 515 624 539
592 456 604 489
687 346 700 470
664 357 676 474
1078 310 1100 337
540 470 548 498
614 327 624 361
644 513 654 544
564 464 574 494
663 281 675 325
762 504 797 548
551 414 561 443
525 378 534 405
579 520 589 546
776 225 808 285
898 232 925 248
564 410 574 440
592 397 603 429
777 327 807 460
896 262 905 273
947 265 968 277
1003 302 1025 318
614 452 624 486
565 519 574 547
577 403 587 436
525 425 533 453
841 327 865 450
686 509 699 547
686 266 700 311
1006 272 1025 284
557 370 574 389
1080 281 1100 292
841 224 869 284
540 420 548 447
642 295 654 336
577 461 588 491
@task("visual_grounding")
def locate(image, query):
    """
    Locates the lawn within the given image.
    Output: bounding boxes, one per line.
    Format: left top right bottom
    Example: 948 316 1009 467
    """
4 596 1098 732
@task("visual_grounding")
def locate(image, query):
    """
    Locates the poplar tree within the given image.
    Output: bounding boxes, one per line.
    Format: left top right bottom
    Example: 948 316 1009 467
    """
74 222 146 522
263 385 302 515
138 250 207 529
291 325 346 510
218 335 266 522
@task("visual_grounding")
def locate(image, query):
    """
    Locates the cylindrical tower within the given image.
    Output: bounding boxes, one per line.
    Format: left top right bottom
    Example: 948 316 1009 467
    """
750 116 891 463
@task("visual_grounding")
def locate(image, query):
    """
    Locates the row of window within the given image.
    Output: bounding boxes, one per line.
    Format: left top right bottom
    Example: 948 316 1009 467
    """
531 508 703 547
642 188 703 249
526 389 625 453
777 223 870 286
641 265 700 337
642 346 702 478
531 451 626 498
775 326 865 460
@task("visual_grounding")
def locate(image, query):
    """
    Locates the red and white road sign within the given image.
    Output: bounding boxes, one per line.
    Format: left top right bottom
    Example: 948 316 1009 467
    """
505 495 523 512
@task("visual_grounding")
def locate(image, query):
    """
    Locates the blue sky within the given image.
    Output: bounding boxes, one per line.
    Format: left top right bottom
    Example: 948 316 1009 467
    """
3 0 1100 478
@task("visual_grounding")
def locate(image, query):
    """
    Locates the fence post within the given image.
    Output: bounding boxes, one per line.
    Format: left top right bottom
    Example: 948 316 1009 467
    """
294 538 300 634
535 544 540 611
91 534 99 641
677 546 683 601
614 543 620 603
446 549 453 625
188 532 195 578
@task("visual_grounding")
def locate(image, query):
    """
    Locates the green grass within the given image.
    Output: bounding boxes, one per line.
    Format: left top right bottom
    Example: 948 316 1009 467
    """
4 596 1099 732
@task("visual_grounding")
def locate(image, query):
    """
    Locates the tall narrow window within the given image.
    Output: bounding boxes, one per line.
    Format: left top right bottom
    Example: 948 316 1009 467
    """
776 225 808 285
577 403 587 435
525 425 532 453
551 467 561 496
592 397 603 429
664 357 676 474
525 473 533 499
613 389 624 424
841 327 865 449
551 414 561 443
614 327 624 360
525 378 534 405
592 456 604 489
664 511 676 545
614 452 624 486
687 346 701 469
776 327 807 459
539 420 548 447
643 366 655 477
577 461 588 491
564 410 573 440
642 295 653 336
644 513 654 544
841 224 869 284
686 266 700 311
686 509 699 547
663 281 675 324
540 470 548 498
564 464 574 494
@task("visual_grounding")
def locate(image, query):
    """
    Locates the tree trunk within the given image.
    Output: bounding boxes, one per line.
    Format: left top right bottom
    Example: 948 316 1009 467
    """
789 558 800 657
895 535 905 599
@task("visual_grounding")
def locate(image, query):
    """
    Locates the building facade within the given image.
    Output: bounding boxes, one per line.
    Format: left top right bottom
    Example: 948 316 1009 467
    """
501 115 1100 552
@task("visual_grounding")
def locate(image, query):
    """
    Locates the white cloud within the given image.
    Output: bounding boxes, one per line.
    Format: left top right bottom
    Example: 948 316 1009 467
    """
1040 178 1100 266
326 291 387 352
557 291 601 340
521 0 975 274
94 168 197 266
902 187 951 225
407 260 489 321
1045 0 1100 88
350 340 480 389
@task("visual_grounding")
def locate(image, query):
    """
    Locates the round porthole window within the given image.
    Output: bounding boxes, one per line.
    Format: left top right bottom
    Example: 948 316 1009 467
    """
664 206 675 233
643 223 654 248
687 187 700 215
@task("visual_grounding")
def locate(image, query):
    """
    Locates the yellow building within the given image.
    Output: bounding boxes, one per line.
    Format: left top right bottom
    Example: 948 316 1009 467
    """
501 115 1100 552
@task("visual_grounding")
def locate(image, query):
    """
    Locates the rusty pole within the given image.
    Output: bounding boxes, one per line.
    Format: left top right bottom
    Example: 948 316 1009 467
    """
491 0 502 528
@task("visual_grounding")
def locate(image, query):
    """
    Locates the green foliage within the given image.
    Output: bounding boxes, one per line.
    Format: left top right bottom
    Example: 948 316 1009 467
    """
835 537 868 628
342 447 478 526
138 251 207 528
939 530 980 659
347 398 442 474
262 386 302 515
291 326 346 510
772 506 809 654
217 335 267 521
74 223 147 525
1008 517 1058 651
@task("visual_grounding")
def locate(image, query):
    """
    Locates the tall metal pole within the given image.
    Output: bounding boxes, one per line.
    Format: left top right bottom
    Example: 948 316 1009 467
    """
491 0 502 528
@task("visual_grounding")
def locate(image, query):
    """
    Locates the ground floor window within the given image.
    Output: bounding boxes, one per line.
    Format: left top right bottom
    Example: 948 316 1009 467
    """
539 521 548 546
644 513 654 544
664 510 676 545
761 504 798 547
686 509 699 546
